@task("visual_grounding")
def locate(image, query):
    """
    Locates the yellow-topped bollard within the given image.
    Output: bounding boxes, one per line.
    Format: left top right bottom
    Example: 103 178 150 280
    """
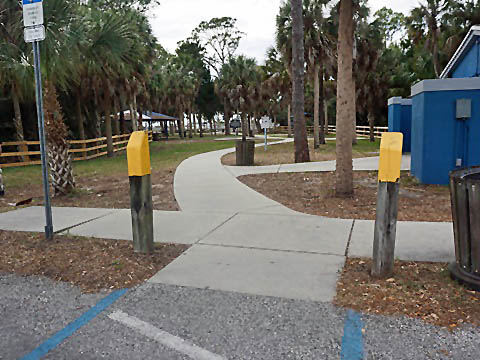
378 132 403 183
372 132 404 278
127 131 151 177
127 131 154 254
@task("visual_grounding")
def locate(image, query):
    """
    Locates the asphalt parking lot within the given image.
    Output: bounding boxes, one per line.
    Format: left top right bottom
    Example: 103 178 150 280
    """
2 273 480 360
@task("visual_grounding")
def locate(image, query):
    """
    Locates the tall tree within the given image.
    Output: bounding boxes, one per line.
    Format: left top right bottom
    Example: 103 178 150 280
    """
335 0 354 196
190 17 245 77
291 0 310 163
407 0 448 78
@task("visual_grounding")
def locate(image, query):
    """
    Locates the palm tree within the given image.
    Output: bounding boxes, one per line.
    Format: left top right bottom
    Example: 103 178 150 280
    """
304 0 332 148
335 0 354 196
0 0 33 156
291 0 310 163
44 82 75 195
217 56 261 141
407 0 448 78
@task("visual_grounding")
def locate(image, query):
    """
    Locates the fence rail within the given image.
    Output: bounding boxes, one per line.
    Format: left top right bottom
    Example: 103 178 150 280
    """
273 125 388 138
0 131 152 168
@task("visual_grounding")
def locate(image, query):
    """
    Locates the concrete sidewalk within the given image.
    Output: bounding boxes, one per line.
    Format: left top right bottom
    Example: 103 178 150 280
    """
0 142 453 303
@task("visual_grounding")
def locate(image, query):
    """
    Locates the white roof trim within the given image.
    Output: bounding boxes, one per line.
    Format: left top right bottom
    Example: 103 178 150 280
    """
411 77 480 96
388 97 412 106
440 25 480 79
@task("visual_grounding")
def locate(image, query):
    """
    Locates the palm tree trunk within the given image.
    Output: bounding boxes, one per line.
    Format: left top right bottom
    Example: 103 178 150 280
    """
335 0 354 196
11 86 28 162
319 65 326 145
313 63 320 149
255 118 262 133
291 0 310 163
129 103 137 131
43 82 75 196
104 99 114 157
224 100 231 135
132 94 139 130
197 114 203 137
324 99 329 134
178 110 184 139
432 25 440 78
368 112 375 142
120 110 126 134
75 96 87 159
193 112 197 135
352 77 357 145
241 112 247 141
75 96 85 140
287 104 292 138
188 108 193 138
113 97 120 136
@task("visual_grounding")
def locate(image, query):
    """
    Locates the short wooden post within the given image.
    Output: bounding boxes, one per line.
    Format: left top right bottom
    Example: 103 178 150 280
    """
372 132 403 278
127 131 154 254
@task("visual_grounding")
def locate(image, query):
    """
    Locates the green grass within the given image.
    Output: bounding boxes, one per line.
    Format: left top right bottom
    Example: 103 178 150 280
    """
2 138 237 189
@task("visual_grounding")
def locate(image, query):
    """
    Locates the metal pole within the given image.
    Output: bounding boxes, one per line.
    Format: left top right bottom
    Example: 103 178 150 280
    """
33 41 53 240
264 127 267 151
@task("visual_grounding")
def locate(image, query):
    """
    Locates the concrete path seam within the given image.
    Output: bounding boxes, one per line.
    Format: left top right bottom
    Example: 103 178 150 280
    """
58 210 117 235
344 220 356 257
195 242 346 257
194 212 239 245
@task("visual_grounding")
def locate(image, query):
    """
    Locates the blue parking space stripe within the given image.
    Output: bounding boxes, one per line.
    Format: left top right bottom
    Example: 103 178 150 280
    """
19 288 127 360
340 310 364 360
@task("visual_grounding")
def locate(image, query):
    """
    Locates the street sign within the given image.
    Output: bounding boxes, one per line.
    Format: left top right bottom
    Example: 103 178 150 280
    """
22 0 53 239
24 25 45 43
23 0 44 28
260 116 274 129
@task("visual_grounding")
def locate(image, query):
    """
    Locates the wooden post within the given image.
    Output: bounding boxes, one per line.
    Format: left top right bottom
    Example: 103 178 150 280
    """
127 131 154 254
372 132 403 278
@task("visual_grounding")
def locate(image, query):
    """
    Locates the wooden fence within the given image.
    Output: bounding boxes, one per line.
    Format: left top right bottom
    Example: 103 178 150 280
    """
273 125 388 138
0 132 152 168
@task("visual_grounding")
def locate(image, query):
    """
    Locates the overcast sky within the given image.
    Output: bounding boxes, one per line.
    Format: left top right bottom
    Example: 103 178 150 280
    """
148 0 421 63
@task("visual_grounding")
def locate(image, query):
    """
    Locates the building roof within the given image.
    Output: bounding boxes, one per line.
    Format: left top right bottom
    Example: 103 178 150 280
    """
148 112 178 121
440 26 480 79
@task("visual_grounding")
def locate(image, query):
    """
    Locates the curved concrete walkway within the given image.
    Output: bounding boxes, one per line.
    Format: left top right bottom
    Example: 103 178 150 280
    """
148 143 453 302
0 142 454 302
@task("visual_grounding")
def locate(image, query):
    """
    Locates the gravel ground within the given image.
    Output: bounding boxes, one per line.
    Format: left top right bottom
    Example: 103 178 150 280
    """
2 274 480 360
0 273 106 360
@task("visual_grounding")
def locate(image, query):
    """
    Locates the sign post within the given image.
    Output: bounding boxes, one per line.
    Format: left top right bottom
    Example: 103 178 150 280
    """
23 0 53 240
127 132 154 254
260 116 274 151
371 132 403 278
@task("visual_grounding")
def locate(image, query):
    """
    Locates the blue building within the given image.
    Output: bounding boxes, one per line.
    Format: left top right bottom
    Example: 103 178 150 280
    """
399 26 480 185
387 97 412 153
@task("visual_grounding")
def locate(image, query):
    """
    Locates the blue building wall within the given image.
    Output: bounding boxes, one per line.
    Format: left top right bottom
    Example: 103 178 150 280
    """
452 40 480 78
388 98 412 153
411 88 480 185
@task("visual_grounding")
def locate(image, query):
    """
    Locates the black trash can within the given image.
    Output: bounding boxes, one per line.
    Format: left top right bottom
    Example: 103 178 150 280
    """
449 167 480 290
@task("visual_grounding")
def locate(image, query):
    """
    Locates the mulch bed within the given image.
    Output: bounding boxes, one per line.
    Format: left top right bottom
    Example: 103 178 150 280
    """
0 169 178 213
0 230 188 293
334 258 480 329
239 171 451 222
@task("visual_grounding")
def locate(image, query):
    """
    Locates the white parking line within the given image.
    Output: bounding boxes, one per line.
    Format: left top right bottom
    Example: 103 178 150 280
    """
108 311 226 360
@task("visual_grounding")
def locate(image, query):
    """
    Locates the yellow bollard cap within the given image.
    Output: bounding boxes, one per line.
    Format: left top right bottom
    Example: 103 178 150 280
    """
127 131 151 177
378 132 403 183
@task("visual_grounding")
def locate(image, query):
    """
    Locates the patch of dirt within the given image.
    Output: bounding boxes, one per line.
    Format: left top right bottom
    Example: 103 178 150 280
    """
334 258 480 329
0 169 178 212
0 230 188 293
221 140 379 166
239 171 451 222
